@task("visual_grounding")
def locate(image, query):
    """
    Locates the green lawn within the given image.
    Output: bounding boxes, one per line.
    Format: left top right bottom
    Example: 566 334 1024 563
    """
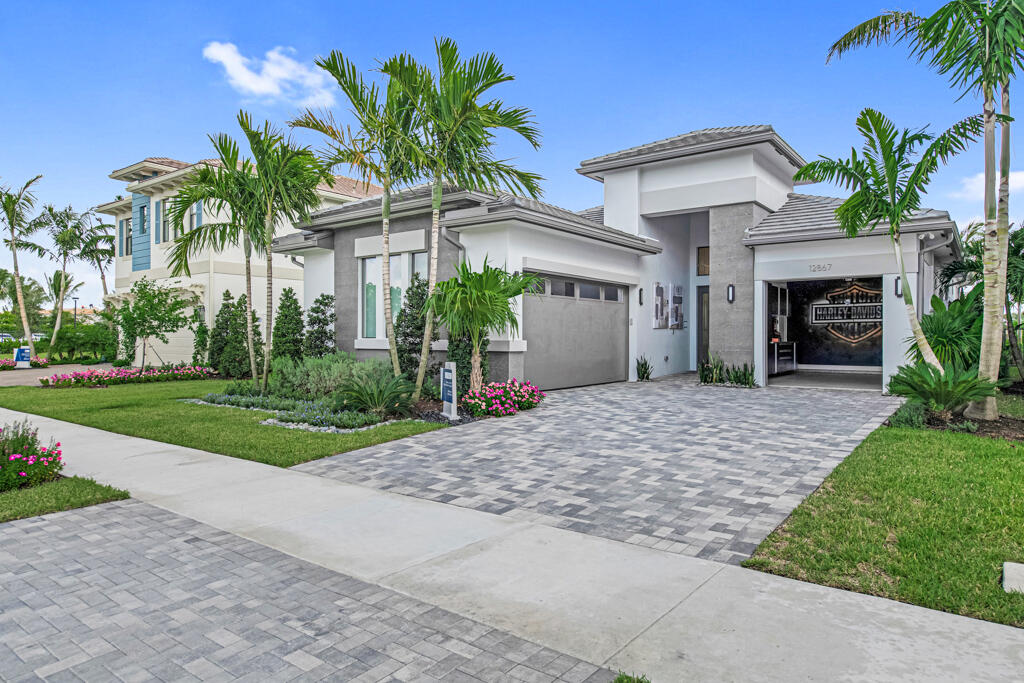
0 380 443 468
744 427 1024 627
997 392 1024 419
0 476 129 523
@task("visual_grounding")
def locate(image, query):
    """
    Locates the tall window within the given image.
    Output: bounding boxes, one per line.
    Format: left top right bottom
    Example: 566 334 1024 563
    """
412 252 428 279
187 204 196 234
697 246 710 276
361 256 380 338
360 253 414 338
124 218 133 256
161 200 170 242
138 205 147 234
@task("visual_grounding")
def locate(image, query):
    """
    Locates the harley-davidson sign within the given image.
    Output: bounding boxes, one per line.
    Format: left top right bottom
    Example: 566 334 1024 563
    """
810 283 883 344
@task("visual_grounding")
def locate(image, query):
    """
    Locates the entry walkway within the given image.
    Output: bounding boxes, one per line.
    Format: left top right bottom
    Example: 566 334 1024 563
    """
1 407 1022 681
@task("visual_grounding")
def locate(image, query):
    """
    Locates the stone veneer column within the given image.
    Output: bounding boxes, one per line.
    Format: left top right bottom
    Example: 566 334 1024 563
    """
708 203 768 366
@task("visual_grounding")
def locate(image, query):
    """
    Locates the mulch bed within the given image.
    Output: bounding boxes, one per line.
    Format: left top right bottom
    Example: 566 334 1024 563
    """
414 398 480 425
925 415 1024 443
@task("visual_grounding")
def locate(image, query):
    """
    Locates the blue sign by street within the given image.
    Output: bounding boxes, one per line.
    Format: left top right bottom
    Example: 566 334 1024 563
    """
441 368 453 403
14 347 30 362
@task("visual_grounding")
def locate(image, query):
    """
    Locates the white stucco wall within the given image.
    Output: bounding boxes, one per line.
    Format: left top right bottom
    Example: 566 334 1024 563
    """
635 214 693 378
300 249 335 310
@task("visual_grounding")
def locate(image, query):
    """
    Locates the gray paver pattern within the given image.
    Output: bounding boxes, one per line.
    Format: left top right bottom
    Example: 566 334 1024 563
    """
0 500 614 683
295 376 900 564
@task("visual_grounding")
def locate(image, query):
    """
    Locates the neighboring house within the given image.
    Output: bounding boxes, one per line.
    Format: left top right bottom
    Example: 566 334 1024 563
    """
275 125 958 392
97 157 381 365
41 307 101 325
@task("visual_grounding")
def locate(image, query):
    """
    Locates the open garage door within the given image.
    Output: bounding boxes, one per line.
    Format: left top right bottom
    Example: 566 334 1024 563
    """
523 274 628 390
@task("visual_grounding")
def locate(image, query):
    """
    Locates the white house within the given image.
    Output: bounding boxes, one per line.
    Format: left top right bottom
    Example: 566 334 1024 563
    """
97 157 381 364
274 126 958 392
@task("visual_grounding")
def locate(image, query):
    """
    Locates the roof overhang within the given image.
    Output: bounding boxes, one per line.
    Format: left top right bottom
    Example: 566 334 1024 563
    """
577 129 806 181
109 160 184 182
272 230 335 254
304 188 492 230
95 197 131 216
443 207 663 255
743 214 959 249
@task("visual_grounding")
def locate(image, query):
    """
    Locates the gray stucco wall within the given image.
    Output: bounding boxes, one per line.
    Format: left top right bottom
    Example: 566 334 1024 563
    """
332 212 461 355
708 203 767 366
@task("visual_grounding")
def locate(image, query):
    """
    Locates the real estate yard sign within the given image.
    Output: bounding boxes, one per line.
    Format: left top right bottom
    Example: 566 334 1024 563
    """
14 347 30 369
441 362 457 421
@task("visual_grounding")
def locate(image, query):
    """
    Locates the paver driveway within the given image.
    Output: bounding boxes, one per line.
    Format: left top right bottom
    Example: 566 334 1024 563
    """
296 375 899 564
0 500 613 682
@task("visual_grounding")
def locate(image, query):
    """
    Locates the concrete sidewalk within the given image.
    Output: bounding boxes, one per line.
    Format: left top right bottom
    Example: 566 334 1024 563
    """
3 406 1022 682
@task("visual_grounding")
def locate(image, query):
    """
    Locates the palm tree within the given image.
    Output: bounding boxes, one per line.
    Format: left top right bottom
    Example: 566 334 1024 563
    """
43 270 83 324
428 260 542 392
292 51 422 378
237 111 329 392
79 213 115 298
382 38 543 399
38 205 86 347
169 134 264 381
0 175 46 355
0 271 46 337
793 108 983 372
827 1 1024 419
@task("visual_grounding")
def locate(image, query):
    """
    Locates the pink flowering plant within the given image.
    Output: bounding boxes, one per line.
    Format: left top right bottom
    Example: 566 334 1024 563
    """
0 420 63 492
29 356 49 368
39 363 217 388
460 378 546 418
0 359 15 371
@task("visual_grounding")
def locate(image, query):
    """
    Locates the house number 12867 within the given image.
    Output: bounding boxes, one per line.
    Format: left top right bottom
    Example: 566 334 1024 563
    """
809 263 832 272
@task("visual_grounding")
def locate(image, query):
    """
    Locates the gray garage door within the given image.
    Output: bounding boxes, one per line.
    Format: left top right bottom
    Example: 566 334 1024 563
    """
523 274 628 390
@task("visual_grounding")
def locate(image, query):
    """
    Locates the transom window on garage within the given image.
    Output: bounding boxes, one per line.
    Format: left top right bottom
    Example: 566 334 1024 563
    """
697 246 710 276
529 273 624 303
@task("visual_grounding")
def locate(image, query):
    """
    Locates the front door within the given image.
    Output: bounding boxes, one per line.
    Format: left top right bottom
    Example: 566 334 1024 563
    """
697 285 709 364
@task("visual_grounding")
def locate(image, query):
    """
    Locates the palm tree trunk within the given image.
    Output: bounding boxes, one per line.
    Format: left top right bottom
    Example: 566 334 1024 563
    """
96 259 109 297
9 226 35 357
243 242 258 381
49 264 68 347
412 177 443 401
893 233 942 372
261 215 274 393
470 345 483 393
967 84 1001 421
381 183 401 377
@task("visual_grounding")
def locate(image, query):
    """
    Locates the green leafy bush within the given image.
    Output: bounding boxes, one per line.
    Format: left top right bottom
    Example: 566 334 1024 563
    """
192 319 209 365
888 401 926 429
208 290 235 371
272 287 304 362
726 363 756 387
396 273 440 379
268 352 354 400
0 420 63 492
698 355 725 384
612 675 650 683
203 392 305 411
887 363 1000 421
910 287 982 370
222 379 262 396
331 361 415 418
276 405 380 429
111 358 131 368
636 355 653 381
303 293 336 358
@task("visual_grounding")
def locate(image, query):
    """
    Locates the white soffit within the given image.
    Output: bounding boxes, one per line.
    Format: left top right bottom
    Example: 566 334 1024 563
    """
354 229 426 257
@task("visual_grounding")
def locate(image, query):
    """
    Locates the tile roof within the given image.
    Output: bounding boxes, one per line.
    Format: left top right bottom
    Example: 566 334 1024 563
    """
576 206 604 224
577 125 805 174
144 157 191 170
320 175 383 199
743 193 955 245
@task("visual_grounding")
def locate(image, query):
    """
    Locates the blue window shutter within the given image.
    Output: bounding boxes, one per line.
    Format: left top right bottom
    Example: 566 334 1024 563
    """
154 201 161 244
196 200 203 227
118 220 123 256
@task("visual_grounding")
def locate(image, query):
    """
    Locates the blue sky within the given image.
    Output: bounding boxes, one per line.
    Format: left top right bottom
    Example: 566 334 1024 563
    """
1 0 1019 306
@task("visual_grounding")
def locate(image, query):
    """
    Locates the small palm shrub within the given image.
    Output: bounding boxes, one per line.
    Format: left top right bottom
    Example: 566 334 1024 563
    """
331 361 415 418
635 355 653 381
910 287 982 369
887 363 1000 422
268 352 354 400
0 421 63 492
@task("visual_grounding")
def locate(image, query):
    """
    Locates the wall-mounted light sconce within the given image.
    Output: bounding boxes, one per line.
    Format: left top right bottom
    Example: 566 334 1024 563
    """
726 284 735 304
639 287 644 306
895 277 903 298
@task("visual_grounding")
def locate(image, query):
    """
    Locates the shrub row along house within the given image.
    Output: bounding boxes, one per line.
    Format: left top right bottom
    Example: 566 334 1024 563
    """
100 125 959 391
95 157 380 364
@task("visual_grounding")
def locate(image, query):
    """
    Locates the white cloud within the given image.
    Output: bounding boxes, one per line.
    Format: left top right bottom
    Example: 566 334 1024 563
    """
202 42 334 108
949 170 1024 200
